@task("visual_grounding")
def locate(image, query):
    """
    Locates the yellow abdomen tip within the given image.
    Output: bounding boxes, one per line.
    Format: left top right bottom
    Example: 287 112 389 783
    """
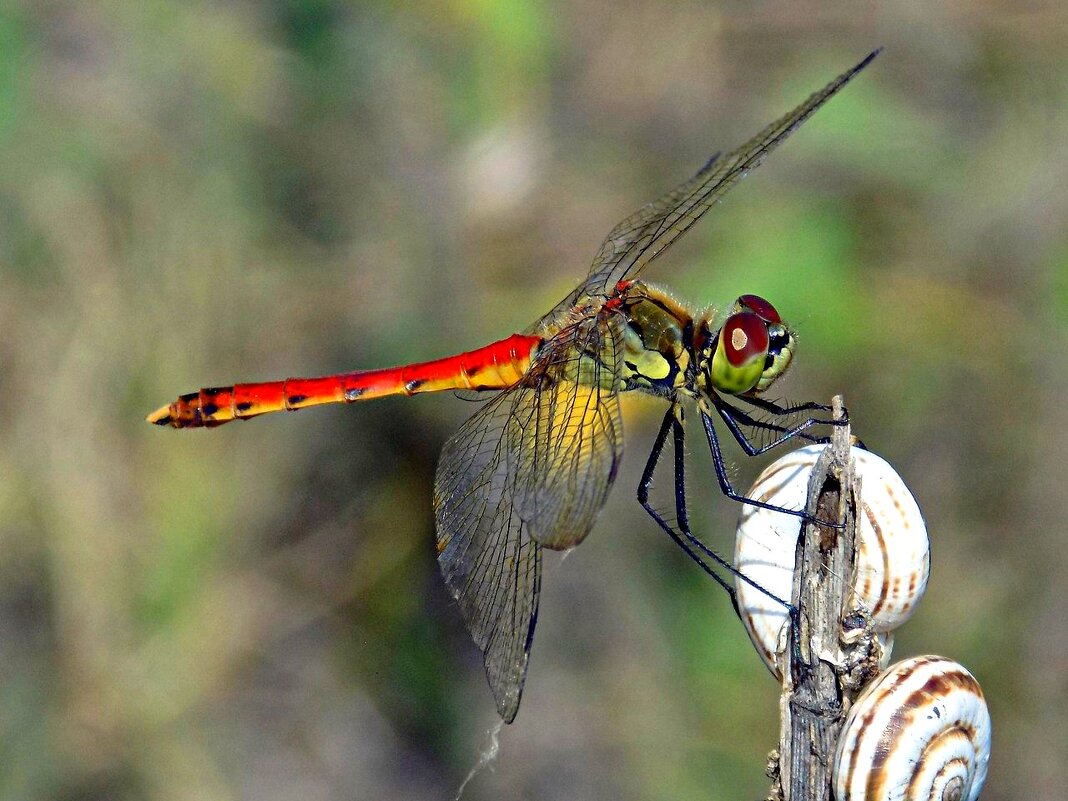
146 404 175 426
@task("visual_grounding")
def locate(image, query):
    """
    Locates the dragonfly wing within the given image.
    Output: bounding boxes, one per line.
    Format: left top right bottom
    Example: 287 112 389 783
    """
510 314 623 550
579 50 880 298
433 312 623 721
434 401 543 722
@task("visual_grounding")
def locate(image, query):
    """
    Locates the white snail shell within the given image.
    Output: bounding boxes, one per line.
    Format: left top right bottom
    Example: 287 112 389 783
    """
834 655 991 801
734 445 929 676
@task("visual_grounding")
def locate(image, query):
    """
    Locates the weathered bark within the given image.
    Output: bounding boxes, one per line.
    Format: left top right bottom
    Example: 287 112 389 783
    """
768 397 881 801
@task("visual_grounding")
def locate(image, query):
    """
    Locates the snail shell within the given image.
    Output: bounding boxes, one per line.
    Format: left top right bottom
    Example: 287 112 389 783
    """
734 445 929 676
834 655 992 801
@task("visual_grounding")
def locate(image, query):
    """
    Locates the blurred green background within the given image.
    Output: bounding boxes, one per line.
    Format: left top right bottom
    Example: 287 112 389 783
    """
1 1 1065 799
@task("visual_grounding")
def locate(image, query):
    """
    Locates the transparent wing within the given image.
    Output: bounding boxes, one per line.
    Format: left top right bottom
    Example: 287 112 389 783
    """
433 312 623 721
574 50 880 301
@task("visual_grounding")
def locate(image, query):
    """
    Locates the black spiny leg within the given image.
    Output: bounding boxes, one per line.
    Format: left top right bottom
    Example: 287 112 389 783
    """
701 407 843 529
718 400 829 449
736 394 838 418
637 406 792 612
638 408 735 599
715 398 831 457
732 393 866 450
740 394 868 451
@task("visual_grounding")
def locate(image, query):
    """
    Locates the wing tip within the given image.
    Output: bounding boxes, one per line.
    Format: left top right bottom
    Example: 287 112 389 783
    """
824 47 883 100
853 47 883 76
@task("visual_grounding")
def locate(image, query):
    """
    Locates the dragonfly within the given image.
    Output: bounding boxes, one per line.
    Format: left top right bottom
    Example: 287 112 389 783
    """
149 51 879 723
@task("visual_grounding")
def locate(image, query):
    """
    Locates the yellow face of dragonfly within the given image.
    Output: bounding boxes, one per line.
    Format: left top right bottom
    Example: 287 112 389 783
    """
702 294 795 396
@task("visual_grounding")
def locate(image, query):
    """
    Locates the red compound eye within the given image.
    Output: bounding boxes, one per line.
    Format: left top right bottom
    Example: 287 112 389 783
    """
738 294 781 324
721 312 770 367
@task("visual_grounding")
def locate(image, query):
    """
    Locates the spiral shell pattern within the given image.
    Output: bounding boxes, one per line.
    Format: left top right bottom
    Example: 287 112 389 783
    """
734 445 929 675
834 656 991 801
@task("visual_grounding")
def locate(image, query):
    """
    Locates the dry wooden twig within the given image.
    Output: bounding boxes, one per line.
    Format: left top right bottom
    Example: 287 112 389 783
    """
766 397 883 801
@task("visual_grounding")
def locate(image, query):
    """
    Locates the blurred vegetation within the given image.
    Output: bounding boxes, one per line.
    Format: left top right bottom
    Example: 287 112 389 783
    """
1 2 1065 800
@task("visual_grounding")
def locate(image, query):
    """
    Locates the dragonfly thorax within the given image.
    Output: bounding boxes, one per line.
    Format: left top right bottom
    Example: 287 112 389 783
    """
615 282 696 397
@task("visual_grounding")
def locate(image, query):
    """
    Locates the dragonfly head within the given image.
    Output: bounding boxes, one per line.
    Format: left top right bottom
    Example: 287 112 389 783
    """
699 295 795 396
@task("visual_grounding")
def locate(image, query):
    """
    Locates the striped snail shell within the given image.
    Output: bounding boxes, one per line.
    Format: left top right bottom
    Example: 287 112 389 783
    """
734 445 929 676
834 655 992 801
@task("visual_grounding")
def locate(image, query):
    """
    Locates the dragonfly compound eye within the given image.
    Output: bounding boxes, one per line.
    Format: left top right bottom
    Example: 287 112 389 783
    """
710 312 770 395
736 294 782 324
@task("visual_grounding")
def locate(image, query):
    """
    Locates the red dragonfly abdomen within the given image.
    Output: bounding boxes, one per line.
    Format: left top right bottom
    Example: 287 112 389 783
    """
147 333 542 429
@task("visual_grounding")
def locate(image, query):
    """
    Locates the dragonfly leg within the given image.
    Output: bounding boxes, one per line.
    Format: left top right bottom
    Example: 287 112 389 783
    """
715 398 830 456
726 395 867 452
637 408 736 601
734 394 867 450
717 400 854 672
741 394 827 414
738 392 854 421
701 408 845 530
636 407 792 614
717 399 829 449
